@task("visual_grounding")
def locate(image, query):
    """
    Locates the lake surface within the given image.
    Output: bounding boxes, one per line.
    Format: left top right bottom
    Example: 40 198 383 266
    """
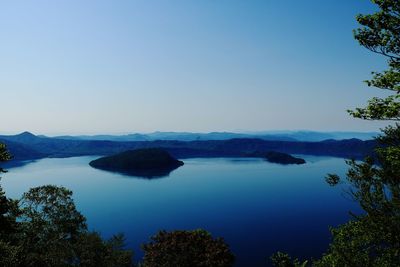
1 156 359 266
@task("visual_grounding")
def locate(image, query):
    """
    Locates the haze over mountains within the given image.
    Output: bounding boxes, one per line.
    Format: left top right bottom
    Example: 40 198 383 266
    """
0 131 377 162
52 130 377 142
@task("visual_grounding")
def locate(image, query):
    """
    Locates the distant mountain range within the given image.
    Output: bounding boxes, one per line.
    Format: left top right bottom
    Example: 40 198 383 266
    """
0 131 378 162
51 130 378 142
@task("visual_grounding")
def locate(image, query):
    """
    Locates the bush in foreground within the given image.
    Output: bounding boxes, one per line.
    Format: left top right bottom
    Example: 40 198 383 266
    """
141 229 235 267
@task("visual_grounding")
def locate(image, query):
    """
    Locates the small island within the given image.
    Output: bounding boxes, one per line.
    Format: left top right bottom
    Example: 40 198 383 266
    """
246 151 306 165
89 148 184 178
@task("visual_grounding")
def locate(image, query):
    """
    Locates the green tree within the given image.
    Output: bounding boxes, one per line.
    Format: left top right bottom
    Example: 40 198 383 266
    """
74 232 133 267
349 0 400 121
0 143 133 267
0 143 11 173
0 143 14 238
317 130 400 266
16 185 134 267
141 229 235 267
0 143 20 266
270 252 307 267
17 185 87 266
318 1 400 265
272 0 400 266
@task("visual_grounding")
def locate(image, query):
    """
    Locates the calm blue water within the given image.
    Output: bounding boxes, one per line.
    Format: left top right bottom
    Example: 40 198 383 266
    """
1 156 359 266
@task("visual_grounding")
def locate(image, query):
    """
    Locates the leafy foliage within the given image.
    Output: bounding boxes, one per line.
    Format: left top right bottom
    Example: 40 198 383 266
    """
272 0 400 266
0 143 11 174
270 252 308 267
349 0 400 120
74 232 133 267
141 229 235 267
17 185 87 266
3 184 134 267
0 143 133 267
0 144 17 242
315 126 400 266
317 1 400 265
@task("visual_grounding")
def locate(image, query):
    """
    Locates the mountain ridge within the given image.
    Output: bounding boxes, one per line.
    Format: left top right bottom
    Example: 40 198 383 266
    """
28 130 380 142
0 132 377 162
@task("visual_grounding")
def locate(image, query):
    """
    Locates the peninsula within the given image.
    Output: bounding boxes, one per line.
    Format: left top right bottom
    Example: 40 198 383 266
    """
246 150 306 164
264 151 306 165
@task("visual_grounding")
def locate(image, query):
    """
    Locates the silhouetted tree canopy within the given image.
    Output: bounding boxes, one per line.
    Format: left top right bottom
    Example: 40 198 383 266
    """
0 144 133 267
272 0 400 266
141 229 235 267
349 0 400 121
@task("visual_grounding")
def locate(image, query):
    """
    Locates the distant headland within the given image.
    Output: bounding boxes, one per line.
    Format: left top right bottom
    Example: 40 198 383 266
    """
246 151 306 165
263 151 306 165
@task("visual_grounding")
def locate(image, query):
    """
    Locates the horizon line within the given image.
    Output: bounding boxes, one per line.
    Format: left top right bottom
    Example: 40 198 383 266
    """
0 129 381 137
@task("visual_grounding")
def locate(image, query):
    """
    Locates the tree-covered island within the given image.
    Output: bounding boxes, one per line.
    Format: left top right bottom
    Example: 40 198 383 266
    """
89 148 184 178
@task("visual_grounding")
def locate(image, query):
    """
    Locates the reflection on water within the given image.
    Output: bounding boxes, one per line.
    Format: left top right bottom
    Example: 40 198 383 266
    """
226 158 265 163
90 165 182 179
0 156 359 267
1 159 38 169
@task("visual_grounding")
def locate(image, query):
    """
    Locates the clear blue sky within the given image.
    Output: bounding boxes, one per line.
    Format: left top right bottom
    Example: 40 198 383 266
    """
0 0 390 135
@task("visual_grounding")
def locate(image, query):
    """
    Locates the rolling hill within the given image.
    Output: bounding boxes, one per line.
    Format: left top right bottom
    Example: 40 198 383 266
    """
0 132 377 162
